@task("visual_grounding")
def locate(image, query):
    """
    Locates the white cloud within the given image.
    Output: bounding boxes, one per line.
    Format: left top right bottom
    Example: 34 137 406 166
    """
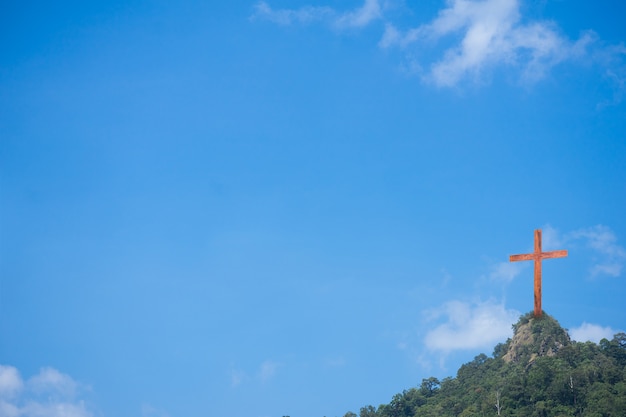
0 400 20 417
570 322 618 343
28 368 79 399
251 0 382 30
569 225 626 278
544 224 626 278
571 225 625 257
253 0 626 91
424 300 520 352
592 42 626 108
20 401 92 417
541 225 564 250
334 0 381 29
251 1 333 26
0 366 23 399
489 261 523 283
0 365 94 417
382 0 594 86
589 263 622 277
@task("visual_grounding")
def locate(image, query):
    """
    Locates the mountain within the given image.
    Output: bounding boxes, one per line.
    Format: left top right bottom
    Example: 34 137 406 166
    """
342 312 626 417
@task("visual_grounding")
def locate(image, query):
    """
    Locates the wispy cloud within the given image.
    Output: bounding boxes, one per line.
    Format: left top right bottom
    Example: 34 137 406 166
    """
28 367 79 399
0 366 23 398
334 0 382 29
570 322 619 343
258 360 280 382
381 0 594 86
593 43 626 108
230 359 282 388
540 224 626 278
253 0 625 92
251 1 334 26
502 224 625 280
142 403 171 417
0 365 93 417
230 369 248 388
488 261 523 283
541 224 564 250
424 300 520 352
568 225 626 278
251 0 382 29
322 356 346 369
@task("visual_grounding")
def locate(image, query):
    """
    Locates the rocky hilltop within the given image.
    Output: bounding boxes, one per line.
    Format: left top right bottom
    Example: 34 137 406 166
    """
502 311 571 365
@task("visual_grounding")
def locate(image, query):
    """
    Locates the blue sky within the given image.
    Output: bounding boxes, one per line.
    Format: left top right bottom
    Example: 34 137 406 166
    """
1 0 626 416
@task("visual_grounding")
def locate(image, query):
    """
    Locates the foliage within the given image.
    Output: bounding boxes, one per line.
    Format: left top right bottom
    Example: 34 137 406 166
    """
343 313 626 417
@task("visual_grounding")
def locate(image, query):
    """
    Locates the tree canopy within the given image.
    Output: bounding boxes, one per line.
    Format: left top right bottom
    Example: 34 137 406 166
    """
343 312 626 417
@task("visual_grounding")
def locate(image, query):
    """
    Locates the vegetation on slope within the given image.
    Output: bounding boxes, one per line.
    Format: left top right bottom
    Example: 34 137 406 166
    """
343 312 626 417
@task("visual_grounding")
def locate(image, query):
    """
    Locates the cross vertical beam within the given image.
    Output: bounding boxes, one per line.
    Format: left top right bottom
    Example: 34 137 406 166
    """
509 229 568 318
533 229 543 318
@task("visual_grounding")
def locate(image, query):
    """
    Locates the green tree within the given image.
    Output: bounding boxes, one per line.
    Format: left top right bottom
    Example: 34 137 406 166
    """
359 405 377 417
420 377 440 397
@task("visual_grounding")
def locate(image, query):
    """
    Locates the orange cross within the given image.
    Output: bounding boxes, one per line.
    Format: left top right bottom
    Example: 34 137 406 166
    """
510 229 568 318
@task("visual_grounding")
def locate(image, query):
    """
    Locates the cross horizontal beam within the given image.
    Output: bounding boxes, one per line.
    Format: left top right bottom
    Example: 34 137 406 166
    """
510 250 568 262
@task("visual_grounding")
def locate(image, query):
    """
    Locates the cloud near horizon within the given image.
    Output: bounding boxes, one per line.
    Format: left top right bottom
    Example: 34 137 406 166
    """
569 322 620 344
0 365 93 417
424 300 520 353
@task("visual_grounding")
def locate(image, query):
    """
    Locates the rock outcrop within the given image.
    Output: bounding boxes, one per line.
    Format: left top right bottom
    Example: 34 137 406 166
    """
502 312 571 366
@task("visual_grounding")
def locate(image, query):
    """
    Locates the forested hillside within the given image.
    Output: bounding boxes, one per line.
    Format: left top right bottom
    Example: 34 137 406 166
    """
343 312 626 417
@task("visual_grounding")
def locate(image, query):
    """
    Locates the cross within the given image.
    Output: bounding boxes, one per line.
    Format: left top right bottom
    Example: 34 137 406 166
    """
509 229 567 318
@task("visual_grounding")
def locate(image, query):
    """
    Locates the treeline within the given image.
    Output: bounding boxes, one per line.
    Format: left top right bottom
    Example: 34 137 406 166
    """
344 313 626 417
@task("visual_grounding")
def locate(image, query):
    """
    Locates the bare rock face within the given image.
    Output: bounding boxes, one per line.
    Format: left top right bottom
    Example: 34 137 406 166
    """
502 321 533 364
502 312 571 366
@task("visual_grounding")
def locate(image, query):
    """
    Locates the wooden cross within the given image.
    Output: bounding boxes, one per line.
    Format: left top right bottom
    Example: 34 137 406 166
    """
509 229 567 318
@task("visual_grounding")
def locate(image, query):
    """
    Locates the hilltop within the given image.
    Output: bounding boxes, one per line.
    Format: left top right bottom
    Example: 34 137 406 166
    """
502 312 571 365
342 312 626 417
